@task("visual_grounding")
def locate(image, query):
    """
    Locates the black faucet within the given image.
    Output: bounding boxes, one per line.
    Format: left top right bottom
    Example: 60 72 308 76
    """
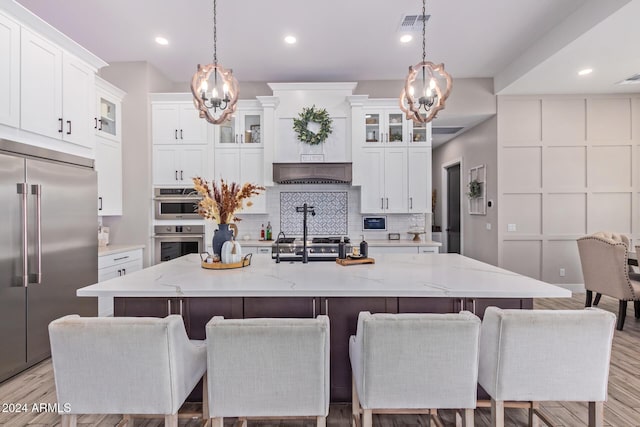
275 231 286 264
296 203 315 263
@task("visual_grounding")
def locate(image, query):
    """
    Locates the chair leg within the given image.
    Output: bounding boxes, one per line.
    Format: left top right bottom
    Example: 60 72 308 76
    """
593 293 602 306
491 399 505 427
164 413 178 427
61 415 77 427
202 373 210 420
617 300 627 330
212 417 224 427
456 409 474 427
362 409 372 427
115 415 131 427
352 375 361 427
317 416 327 427
634 301 640 319
585 290 593 307
588 401 604 427
528 403 540 427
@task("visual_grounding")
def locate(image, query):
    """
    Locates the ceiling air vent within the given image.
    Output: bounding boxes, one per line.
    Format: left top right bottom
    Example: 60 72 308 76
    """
617 73 640 85
432 126 464 135
398 14 430 33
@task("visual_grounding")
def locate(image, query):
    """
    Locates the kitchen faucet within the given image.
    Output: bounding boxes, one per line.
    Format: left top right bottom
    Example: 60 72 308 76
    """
275 231 286 264
296 203 315 263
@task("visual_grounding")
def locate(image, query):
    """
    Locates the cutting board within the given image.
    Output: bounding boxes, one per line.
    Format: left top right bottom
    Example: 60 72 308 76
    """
336 257 375 266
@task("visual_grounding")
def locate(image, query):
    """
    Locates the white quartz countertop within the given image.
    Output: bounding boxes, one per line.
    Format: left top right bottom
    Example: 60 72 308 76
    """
98 244 146 257
78 253 570 299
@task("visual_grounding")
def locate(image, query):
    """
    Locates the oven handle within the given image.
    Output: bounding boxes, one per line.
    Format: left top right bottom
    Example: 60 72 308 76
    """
153 197 202 202
153 234 205 239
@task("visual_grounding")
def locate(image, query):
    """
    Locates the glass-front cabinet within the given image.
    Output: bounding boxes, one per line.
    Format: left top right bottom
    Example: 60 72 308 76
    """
409 116 432 146
95 77 124 142
363 109 407 145
216 110 263 147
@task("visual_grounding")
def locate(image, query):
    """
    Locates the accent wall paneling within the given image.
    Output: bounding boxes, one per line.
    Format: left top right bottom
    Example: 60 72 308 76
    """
498 94 640 286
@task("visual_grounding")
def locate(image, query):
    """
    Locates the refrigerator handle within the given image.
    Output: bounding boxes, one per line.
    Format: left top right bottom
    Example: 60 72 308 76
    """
31 184 42 284
17 183 28 287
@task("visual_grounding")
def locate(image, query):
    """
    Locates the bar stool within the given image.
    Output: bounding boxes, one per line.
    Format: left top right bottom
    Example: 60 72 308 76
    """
204 316 330 427
48 315 206 427
478 307 616 427
349 311 481 427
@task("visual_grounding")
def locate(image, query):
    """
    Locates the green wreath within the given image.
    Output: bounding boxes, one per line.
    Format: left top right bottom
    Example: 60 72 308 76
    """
293 105 333 145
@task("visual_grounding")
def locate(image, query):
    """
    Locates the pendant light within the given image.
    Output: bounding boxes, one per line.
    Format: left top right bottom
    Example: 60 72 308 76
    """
191 0 239 124
399 0 452 124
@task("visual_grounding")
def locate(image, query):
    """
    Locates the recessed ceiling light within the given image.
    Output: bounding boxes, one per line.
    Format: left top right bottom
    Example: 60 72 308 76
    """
400 34 413 43
284 35 297 44
578 68 593 76
155 36 169 46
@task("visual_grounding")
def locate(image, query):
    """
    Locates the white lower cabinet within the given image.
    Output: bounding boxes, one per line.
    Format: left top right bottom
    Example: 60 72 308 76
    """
98 248 143 316
368 245 440 256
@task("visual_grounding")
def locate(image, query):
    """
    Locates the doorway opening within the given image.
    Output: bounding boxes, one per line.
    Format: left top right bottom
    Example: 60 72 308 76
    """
442 160 462 254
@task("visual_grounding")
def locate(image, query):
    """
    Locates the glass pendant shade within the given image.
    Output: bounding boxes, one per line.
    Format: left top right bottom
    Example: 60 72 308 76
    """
400 60 452 124
191 63 239 124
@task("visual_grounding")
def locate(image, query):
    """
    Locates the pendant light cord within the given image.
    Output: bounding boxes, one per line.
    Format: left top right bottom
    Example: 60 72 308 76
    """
422 0 426 63
213 0 218 65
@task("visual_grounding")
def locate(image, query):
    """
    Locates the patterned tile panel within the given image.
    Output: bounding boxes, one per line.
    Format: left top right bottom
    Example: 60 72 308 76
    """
280 192 348 236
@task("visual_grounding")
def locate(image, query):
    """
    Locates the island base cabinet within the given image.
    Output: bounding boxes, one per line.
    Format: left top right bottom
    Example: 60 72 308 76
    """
320 297 397 402
187 298 243 340
398 297 533 318
244 297 316 319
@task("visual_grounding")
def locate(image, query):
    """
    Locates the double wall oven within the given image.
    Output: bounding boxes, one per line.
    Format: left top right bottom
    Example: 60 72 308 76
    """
153 188 204 264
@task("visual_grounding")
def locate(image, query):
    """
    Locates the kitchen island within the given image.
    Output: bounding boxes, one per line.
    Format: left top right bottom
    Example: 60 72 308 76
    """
78 253 570 401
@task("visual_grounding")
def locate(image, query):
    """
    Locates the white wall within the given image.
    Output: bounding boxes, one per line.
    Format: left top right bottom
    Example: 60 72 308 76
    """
99 61 174 267
497 95 640 285
432 118 498 265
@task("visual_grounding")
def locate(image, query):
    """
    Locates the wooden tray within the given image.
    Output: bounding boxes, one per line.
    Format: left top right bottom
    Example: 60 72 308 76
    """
201 254 252 270
336 257 375 266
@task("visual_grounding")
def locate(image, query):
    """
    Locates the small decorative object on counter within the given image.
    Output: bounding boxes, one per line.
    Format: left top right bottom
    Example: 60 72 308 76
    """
266 221 272 241
221 238 242 264
338 236 347 259
260 224 265 241
360 237 368 258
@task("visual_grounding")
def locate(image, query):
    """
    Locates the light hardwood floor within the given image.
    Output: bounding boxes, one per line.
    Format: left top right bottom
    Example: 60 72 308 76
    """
1 294 639 427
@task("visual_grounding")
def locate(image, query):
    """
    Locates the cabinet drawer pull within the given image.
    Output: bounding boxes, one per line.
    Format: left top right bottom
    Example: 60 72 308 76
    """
58 118 63 133
66 120 72 135
179 299 183 316
122 268 126 275
312 298 316 318
325 299 329 316
113 256 130 261
410 197 413 209
94 118 98 129
458 298 465 312
471 299 476 314
175 129 178 139
386 198 389 209
381 198 384 209
167 299 172 315
180 129 183 139
180 170 184 181
175 170 178 181
117 269 122 276
98 119 103 131
98 197 103 211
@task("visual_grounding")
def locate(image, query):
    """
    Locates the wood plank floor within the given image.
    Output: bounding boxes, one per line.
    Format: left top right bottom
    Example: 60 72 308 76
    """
1 294 639 427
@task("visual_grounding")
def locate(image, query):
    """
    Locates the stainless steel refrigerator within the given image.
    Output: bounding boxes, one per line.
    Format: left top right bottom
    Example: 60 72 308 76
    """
0 140 97 382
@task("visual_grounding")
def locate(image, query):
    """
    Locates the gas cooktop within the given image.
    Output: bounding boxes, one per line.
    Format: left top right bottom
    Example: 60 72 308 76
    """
271 236 352 261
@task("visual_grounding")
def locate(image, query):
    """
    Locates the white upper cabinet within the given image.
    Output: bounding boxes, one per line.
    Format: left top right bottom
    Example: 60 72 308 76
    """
407 147 431 213
95 77 125 142
363 109 407 146
20 28 95 148
95 136 122 216
0 13 20 128
153 145 209 186
20 27 62 139
213 147 266 213
151 103 208 144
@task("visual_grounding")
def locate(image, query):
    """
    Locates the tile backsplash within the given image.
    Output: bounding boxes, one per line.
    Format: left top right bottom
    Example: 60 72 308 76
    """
280 191 348 235
233 184 431 241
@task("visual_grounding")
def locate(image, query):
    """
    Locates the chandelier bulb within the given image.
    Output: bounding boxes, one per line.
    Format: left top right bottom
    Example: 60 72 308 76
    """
212 86 219 99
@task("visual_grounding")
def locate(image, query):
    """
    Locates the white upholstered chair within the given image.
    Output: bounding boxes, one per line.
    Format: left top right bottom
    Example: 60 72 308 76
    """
478 307 616 427
577 232 640 330
349 311 481 427
205 316 330 427
48 315 206 427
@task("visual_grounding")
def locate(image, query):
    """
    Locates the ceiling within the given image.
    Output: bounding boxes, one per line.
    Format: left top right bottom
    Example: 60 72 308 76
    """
13 0 640 145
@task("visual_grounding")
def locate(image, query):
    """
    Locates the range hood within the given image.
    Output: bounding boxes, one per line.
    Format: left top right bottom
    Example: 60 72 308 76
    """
273 163 352 184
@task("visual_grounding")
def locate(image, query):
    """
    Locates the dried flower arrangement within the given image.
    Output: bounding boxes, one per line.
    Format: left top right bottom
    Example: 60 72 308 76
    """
193 177 265 224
